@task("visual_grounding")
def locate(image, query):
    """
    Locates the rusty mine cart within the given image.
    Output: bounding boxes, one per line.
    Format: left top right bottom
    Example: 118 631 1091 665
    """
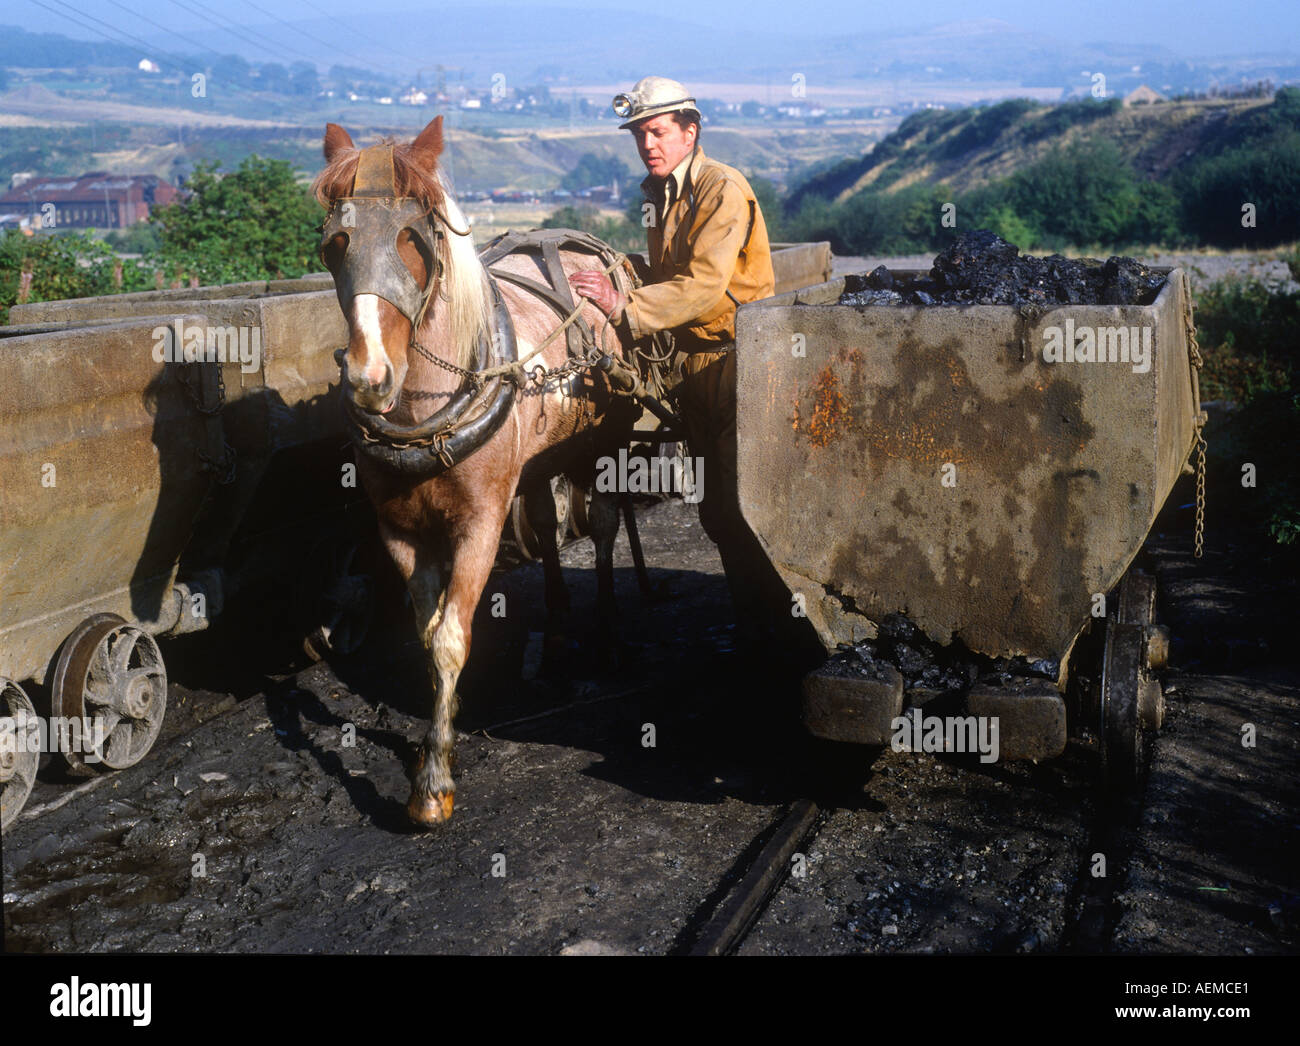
736 266 1204 789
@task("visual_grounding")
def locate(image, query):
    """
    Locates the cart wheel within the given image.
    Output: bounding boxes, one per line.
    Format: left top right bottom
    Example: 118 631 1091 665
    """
511 474 571 559
303 539 376 661
1099 569 1165 791
1 678 40 832
568 479 592 540
52 614 167 773
1100 620 1144 789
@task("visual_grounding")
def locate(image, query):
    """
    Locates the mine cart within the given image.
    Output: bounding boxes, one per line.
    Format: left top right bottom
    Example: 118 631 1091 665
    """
0 275 372 830
735 267 1204 787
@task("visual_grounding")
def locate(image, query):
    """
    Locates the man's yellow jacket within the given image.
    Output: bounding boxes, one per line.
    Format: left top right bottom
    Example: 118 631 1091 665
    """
620 147 775 347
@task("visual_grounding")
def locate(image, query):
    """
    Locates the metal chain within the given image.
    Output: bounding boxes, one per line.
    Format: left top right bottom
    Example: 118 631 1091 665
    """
1184 272 1207 559
198 444 237 484
410 337 484 388
178 359 225 415
1194 430 1207 559
176 359 237 483
366 249 659 450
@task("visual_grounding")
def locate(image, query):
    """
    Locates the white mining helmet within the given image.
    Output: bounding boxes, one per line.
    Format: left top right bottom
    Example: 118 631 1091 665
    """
613 76 701 129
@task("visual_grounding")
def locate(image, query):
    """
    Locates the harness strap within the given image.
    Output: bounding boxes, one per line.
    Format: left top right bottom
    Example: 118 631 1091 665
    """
353 145 396 196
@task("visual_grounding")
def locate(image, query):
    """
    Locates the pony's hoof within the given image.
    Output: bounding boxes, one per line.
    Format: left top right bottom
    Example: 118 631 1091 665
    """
407 790 455 826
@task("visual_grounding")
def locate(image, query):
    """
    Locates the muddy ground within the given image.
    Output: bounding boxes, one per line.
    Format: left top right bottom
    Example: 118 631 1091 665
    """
2 486 1296 955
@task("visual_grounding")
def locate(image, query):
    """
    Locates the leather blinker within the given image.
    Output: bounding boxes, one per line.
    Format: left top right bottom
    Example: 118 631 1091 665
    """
319 145 442 327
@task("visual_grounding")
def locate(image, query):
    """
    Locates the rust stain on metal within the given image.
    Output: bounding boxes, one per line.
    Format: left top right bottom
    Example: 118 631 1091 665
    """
792 365 850 448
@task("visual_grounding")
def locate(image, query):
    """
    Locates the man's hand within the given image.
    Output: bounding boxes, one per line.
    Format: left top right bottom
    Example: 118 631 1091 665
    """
569 270 626 320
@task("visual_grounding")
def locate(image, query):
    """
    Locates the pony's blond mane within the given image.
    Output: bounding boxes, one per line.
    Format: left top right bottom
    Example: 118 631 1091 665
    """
432 173 493 370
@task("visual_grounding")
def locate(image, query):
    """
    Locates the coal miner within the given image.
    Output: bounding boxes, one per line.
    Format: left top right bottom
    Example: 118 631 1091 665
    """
569 75 788 650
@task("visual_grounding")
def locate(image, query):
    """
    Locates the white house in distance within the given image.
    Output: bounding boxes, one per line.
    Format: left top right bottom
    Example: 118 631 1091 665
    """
138 59 161 73
1123 84 1165 106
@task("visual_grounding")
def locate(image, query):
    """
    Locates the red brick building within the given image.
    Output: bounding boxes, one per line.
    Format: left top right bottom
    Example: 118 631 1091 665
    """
0 172 178 229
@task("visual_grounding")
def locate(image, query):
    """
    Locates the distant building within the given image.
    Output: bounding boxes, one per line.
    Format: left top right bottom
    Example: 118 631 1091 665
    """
0 172 178 229
401 88 428 106
1124 85 1165 106
138 59 160 73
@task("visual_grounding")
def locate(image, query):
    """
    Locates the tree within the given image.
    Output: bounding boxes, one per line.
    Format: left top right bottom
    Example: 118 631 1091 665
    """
258 62 290 95
0 230 126 323
747 175 786 243
561 153 631 192
149 155 325 284
289 61 319 98
541 204 643 254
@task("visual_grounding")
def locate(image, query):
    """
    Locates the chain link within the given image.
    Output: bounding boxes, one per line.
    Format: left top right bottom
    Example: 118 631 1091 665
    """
177 359 237 483
1194 430 1207 559
1184 272 1207 559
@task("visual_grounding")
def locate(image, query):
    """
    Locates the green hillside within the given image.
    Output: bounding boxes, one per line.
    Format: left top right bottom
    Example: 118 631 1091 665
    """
784 89 1300 254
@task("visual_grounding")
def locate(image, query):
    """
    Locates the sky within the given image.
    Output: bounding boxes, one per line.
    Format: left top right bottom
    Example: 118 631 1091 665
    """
20 0 1300 62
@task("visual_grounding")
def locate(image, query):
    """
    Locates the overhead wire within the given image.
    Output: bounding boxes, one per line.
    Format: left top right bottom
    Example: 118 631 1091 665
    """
20 0 300 106
232 0 379 70
165 0 320 63
292 0 429 70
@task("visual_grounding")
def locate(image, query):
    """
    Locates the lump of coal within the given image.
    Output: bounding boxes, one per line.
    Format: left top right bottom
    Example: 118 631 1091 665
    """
840 288 905 306
878 613 920 642
930 228 1020 289
892 642 932 681
866 265 894 290
827 610 1057 696
838 230 1166 308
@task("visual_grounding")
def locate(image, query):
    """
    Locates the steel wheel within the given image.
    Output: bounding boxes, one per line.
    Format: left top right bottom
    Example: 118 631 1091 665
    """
303 539 376 661
1099 569 1165 791
1 678 40 832
568 479 592 540
52 614 167 772
511 474 571 559
1100 619 1144 789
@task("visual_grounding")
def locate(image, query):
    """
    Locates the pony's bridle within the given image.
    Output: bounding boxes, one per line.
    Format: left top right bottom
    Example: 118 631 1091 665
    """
321 143 519 477
319 145 449 334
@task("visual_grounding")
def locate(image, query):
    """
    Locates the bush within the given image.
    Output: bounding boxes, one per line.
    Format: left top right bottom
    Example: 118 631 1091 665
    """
149 155 324 284
1196 274 1300 555
965 139 1182 249
1195 274 1300 401
1022 97 1121 142
540 204 643 254
1175 130 1300 247
789 183 955 256
936 99 1040 160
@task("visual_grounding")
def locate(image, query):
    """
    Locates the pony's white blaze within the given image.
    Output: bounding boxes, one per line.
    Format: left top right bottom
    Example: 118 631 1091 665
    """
351 294 390 385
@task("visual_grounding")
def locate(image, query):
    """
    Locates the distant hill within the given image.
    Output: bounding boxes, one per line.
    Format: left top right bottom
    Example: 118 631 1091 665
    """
783 89 1300 253
5 15 1299 97
0 24 145 69
788 94 1279 210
